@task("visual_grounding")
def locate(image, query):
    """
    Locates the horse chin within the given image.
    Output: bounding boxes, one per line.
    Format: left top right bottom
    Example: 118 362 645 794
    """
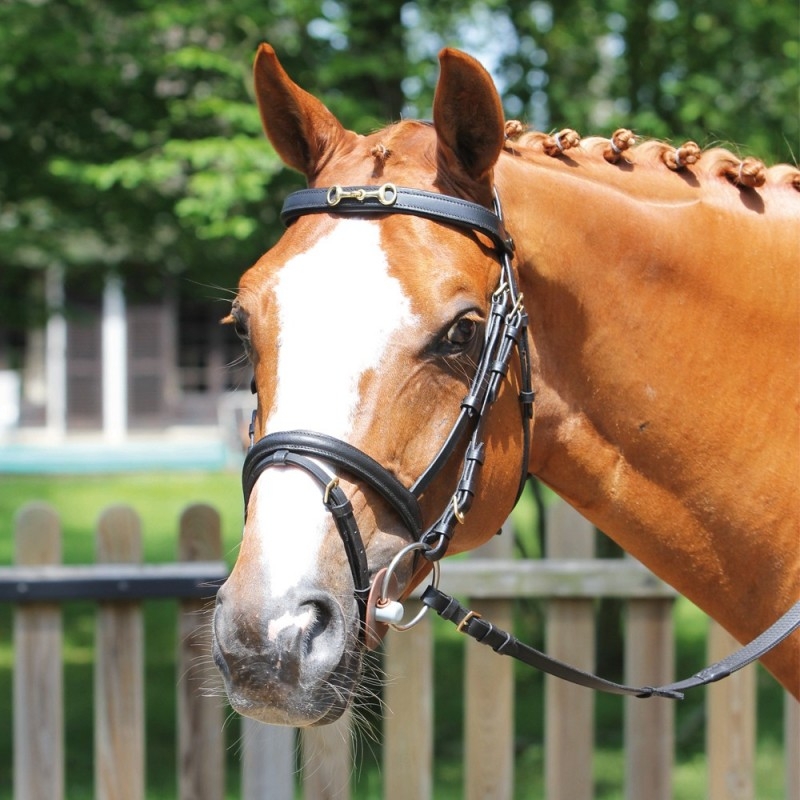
223 663 362 727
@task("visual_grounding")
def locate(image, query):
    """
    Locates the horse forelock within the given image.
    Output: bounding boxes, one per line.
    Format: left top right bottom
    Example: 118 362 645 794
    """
311 120 438 187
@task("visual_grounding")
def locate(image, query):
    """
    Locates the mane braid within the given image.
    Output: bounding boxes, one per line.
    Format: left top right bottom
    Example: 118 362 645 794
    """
662 141 701 171
704 151 767 188
603 128 636 163
501 120 800 192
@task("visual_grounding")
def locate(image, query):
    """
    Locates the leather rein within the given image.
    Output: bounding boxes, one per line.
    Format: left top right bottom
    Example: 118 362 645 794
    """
241 182 800 700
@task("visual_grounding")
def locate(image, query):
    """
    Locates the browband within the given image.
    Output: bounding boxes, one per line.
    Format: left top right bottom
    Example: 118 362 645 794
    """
281 184 515 256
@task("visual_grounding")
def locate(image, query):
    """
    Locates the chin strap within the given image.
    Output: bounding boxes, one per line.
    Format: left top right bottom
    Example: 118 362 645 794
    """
422 586 800 700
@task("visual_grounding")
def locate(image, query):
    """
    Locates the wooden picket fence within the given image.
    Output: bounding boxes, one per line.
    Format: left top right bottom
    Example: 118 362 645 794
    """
1 500 798 799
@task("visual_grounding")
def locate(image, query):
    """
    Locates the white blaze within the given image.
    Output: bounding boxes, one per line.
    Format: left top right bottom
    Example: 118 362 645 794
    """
251 220 416 595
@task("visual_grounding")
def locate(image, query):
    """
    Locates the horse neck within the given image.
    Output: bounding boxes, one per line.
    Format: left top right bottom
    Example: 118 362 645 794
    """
496 154 800 692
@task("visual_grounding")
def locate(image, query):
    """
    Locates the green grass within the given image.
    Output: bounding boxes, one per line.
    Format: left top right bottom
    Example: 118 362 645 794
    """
0 472 792 798
0 471 244 565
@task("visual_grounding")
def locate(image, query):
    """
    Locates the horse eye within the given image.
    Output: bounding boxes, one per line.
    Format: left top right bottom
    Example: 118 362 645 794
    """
228 307 252 361
233 317 249 341
230 309 250 342
447 318 478 348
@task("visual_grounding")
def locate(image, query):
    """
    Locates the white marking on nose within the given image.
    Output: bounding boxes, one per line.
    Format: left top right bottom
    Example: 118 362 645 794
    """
267 608 313 641
250 220 417 595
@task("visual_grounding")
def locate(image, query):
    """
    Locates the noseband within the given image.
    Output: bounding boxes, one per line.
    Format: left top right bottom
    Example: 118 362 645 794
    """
242 184 533 633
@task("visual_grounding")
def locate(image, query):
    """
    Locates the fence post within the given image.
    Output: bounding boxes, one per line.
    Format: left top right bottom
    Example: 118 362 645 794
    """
384 601 434 800
242 719 295 800
787 694 800 799
95 505 145 800
707 621 755 800
177 504 225 800
624 570 674 800
13 502 64 800
465 525 514 800
545 500 595 800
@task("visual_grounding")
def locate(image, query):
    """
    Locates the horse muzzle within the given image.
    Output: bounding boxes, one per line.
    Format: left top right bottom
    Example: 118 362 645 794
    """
213 434 427 726
212 579 361 726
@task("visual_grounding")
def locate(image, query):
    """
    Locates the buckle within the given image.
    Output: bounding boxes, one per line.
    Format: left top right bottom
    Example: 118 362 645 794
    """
457 609 482 632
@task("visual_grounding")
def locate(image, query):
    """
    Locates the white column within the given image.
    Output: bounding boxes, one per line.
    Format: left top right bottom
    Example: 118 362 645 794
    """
102 274 127 442
45 265 67 439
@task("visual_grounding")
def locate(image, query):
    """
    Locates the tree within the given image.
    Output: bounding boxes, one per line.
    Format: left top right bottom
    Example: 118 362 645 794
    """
494 0 798 160
1 0 796 367
0 0 419 366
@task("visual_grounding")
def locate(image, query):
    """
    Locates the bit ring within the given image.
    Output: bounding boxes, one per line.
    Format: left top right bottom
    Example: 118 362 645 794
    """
379 541 440 632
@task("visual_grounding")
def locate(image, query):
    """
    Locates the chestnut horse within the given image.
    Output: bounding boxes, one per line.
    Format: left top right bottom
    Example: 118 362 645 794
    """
212 44 800 726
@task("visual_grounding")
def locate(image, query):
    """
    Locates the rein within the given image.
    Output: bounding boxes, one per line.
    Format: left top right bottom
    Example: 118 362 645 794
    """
241 181 800 698
422 586 800 700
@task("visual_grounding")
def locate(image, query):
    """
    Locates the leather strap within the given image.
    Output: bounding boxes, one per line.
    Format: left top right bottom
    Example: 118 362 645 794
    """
422 586 800 700
244 430 423 536
662 598 800 694
243 446 371 621
281 186 515 256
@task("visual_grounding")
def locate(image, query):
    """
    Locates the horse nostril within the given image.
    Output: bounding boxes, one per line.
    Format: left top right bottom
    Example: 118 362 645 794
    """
301 596 342 658
303 601 330 649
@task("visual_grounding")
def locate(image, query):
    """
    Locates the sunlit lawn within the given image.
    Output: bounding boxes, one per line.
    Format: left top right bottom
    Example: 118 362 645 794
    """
0 471 791 798
0 470 244 565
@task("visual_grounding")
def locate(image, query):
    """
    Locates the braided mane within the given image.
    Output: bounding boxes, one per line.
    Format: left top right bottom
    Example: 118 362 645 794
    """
503 122 800 193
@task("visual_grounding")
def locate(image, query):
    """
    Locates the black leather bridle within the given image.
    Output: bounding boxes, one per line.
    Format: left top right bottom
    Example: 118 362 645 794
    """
242 183 534 628
239 181 800 699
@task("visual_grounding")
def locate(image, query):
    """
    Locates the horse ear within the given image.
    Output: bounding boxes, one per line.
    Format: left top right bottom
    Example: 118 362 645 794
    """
433 48 505 185
253 43 352 179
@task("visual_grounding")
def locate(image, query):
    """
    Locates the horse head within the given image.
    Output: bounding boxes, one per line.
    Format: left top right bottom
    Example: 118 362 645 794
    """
212 45 531 725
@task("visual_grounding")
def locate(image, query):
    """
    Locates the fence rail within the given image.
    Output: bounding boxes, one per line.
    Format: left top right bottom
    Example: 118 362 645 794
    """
4 502 228 800
2 500 798 799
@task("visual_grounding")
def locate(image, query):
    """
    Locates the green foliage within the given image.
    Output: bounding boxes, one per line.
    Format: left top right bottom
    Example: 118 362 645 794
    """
496 0 798 159
1 0 796 353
